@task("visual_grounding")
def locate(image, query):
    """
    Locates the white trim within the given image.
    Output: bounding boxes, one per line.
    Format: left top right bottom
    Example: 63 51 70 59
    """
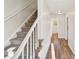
68 42 75 54
51 43 56 59
39 37 51 59
4 0 34 22
4 9 36 47
4 40 11 48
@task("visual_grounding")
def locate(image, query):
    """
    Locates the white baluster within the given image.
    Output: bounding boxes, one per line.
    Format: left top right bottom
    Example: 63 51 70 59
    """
22 49 24 59
36 24 39 48
30 35 32 59
33 31 35 59
34 27 37 49
35 24 39 49
27 41 28 59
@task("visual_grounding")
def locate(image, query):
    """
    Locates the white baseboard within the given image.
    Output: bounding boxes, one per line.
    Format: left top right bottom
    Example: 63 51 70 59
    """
68 42 75 54
4 9 36 48
4 40 11 48
39 37 51 59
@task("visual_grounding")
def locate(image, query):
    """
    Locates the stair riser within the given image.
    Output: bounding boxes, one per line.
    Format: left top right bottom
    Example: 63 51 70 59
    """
4 50 27 57
17 32 27 35
28 21 34 23
28 19 35 22
10 38 24 41
10 40 22 45
21 27 30 32
17 35 26 38
16 32 27 38
25 23 32 27
4 45 19 56
30 18 36 20
21 29 29 32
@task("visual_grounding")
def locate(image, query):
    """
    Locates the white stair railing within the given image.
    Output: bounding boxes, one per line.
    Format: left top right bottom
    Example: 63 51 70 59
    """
11 18 39 59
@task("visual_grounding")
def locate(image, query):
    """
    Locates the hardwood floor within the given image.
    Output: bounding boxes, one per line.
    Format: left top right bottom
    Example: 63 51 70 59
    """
45 33 75 59
45 45 52 59
58 39 75 59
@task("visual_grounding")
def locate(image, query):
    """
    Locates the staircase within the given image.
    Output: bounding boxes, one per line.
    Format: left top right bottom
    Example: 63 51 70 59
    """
4 11 43 59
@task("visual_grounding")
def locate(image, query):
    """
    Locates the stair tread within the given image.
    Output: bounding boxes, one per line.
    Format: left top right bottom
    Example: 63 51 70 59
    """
4 44 19 56
10 39 22 45
28 19 35 22
16 32 27 38
21 26 30 32
4 44 19 51
16 31 27 34
35 46 42 54
25 22 33 27
10 37 24 41
22 26 30 28
28 17 36 23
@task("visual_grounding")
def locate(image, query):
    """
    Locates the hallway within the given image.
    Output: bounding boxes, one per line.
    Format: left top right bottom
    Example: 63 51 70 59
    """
45 34 75 59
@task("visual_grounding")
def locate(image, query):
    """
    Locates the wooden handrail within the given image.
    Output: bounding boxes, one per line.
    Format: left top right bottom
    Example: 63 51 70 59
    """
51 43 56 59
12 18 39 59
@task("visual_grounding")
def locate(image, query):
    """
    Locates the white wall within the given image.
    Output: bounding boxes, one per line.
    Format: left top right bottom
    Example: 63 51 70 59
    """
57 14 67 39
51 14 67 39
38 0 52 59
38 15 51 59
67 12 75 53
38 0 51 39
38 0 75 58
4 0 37 47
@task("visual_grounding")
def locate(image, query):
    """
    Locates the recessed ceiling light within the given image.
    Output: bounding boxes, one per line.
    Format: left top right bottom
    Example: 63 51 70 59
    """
57 10 62 14
58 12 62 14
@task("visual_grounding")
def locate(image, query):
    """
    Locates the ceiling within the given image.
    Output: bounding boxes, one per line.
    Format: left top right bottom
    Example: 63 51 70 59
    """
45 0 75 15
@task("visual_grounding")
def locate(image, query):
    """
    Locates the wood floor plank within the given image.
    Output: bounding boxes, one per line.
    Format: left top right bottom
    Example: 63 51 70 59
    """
45 45 52 59
45 36 75 59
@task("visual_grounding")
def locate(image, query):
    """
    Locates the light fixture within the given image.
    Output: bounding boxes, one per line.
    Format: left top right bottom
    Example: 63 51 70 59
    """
57 10 62 14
